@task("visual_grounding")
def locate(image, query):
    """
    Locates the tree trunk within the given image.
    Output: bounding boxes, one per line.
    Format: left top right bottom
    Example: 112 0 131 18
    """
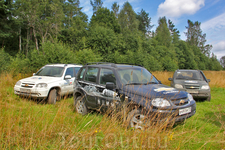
19 27 21 52
26 27 29 57
33 27 39 52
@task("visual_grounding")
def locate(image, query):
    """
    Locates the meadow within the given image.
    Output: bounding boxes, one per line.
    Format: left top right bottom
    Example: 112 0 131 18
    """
0 71 224 149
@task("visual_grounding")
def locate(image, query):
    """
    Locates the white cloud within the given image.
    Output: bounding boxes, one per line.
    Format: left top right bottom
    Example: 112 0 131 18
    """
212 41 225 59
213 41 225 52
201 12 225 35
157 0 205 18
201 12 225 59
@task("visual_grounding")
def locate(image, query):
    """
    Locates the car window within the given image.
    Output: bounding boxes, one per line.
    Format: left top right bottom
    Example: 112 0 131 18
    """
99 69 116 85
175 71 204 80
35 66 64 77
84 67 99 83
74 67 81 75
65 67 75 77
117 68 158 84
78 68 86 79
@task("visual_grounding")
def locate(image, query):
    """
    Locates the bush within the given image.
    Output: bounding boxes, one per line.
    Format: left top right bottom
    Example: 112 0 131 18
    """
10 41 78 74
0 49 11 74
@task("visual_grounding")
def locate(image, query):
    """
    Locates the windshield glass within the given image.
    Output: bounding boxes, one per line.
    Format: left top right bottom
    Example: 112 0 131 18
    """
175 71 204 80
117 67 159 85
35 66 64 77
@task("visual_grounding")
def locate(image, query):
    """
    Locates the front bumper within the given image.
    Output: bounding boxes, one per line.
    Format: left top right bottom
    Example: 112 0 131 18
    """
149 100 196 122
176 88 210 99
14 86 49 98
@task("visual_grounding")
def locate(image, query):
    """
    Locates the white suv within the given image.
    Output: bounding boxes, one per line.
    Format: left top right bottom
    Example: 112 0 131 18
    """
14 64 82 104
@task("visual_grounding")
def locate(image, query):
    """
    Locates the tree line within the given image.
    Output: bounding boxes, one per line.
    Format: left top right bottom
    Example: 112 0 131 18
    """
0 0 223 75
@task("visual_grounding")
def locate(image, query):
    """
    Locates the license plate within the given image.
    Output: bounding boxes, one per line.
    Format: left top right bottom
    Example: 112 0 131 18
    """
20 88 31 93
187 90 198 94
179 107 191 115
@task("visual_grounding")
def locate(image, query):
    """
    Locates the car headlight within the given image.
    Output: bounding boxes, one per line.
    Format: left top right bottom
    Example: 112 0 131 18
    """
201 85 209 90
15 81 21 86
152 98 171 107
175 84 183 89
36 83 48 88
187 93 194 101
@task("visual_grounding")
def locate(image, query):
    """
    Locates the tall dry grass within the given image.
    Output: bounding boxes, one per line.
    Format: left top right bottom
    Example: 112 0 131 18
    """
153 71 225 88
0 72 224 149
0 73 175 149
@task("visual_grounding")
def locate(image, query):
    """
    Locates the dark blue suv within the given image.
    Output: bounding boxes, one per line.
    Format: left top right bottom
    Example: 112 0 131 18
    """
73 63 196 129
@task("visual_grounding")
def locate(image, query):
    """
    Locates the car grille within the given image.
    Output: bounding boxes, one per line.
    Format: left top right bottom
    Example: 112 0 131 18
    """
185 85 200 89
21 83 35 88
171 99 189 106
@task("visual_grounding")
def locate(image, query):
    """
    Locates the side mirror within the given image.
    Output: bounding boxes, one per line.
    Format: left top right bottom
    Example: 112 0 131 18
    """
158 80 162 84
106 82 115 90
168 78 173 81
33 73 35 76
65 75 72 79
207 79 210 82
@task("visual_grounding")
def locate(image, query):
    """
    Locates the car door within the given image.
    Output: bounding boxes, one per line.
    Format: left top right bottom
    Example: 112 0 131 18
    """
63 67 75 94
82 67 99 108
96 68 119 111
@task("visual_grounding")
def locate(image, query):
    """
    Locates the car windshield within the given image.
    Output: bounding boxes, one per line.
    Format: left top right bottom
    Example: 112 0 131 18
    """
117 67 159 85
35 66 64 77
175 71 204 80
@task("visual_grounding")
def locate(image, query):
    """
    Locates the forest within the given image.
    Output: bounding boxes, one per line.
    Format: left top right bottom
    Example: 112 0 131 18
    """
0 0 224 75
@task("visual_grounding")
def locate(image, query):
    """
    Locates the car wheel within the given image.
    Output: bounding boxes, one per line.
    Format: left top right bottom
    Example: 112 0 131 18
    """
127 109 146 130
75 96 88 115
48 89 57 104
207 94 211 102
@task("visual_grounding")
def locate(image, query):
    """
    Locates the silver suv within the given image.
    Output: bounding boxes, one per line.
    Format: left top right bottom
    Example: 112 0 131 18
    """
14 64 82 104
168 69 211 101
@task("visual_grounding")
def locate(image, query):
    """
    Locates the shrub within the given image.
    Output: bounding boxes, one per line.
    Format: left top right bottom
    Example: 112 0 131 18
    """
0 48 11 74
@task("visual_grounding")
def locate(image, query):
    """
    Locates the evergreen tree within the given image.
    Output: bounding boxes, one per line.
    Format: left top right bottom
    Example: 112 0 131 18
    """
111 2 119 18
90 0 103 13
168 19 180 45
185 19 212 56
59 0 88 51
155 17 172 47
220 56 225 69
118 2 138 32
90 7 120 33
136 9 153 35
0 0 18 55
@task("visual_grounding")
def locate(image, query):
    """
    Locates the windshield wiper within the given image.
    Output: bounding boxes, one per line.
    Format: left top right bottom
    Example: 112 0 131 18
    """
144 82 158 85
125 83 142 85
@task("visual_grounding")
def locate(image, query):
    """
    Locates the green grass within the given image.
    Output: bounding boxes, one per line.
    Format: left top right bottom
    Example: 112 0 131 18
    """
0 81 225 149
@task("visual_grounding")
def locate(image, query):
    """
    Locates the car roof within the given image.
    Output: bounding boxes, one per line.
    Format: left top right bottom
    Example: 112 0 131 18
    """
84 62 143 69
45 64 83 67
176 69 200 72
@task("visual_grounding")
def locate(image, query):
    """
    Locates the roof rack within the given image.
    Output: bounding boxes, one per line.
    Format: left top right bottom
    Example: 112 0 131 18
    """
85 62 115 65
119 63 143 67
85 62 143 67
46 63 83 67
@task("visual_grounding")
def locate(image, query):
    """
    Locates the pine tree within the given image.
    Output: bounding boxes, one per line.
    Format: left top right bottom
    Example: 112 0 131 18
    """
118 2 138 32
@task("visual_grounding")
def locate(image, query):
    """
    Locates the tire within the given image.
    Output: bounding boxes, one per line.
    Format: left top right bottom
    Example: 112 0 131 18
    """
48 89 57 104
74 96 88 115
207 94 211 102
127 109 146 130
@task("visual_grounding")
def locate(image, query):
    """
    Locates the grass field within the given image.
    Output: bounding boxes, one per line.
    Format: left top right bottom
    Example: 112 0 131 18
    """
0 72 224 149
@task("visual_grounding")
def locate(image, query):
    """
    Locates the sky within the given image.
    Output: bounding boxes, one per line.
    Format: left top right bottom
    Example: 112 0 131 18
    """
80 0 225 60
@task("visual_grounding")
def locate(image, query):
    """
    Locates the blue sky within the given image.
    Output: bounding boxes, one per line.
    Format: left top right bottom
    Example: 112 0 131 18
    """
80 0 225 60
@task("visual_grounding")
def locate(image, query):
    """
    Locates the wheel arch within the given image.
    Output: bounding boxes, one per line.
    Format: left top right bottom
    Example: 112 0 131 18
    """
47 86 61 101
